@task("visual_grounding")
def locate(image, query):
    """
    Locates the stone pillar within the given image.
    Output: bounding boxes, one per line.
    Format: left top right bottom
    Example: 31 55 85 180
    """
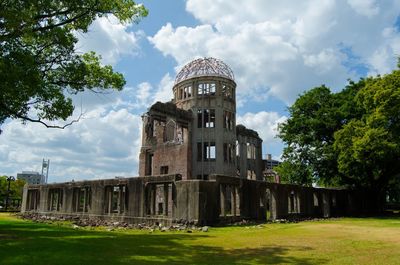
150 186 155 215
239 139 247 179
164 183 169 216
220 184 225 216
235 186 241 216
255 140 263 180
168 184 173 217
322 192 331 218
21 184 28 213
270 186 278 220
231 186 236 216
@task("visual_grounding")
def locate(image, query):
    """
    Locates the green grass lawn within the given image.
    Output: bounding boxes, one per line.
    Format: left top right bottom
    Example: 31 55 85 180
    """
0 213 399 265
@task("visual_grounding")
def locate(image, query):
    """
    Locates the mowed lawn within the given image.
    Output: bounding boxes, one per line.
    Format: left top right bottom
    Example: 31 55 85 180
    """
0 213 399 265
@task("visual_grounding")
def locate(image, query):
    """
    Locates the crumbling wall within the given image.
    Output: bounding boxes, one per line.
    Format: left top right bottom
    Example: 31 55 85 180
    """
21 175 383 225
236 125 263 180
139 102 192 179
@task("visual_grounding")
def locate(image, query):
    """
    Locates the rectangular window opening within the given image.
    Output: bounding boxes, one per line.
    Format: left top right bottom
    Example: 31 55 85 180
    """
207 143 216 160
160 166 169 175
48 188 63 211
206 109 215 128
198 142 216 161
198 83 216 96
313 193 319 207
105 185 127 215
184 85 192 98
198 108 215 128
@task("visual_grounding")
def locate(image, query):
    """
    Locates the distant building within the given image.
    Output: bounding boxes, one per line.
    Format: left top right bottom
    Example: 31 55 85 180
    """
262 154 281 183
263 154 281 169
17 171 44 185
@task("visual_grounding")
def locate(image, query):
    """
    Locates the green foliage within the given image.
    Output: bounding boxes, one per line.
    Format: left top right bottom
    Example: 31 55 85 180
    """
279 66 400 192
0 176 26 206
274 161 313 185
278 83 363 186
0 0 147 129
334 69 400 190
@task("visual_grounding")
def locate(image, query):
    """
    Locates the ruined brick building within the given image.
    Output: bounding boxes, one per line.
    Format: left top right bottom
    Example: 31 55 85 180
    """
138 58 262 181
21 58 379 225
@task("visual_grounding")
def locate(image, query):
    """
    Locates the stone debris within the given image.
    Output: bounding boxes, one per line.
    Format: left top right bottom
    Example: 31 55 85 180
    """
19 213 208 232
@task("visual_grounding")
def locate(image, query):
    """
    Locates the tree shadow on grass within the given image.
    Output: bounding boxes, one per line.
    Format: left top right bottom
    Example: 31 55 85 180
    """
0 220 328 265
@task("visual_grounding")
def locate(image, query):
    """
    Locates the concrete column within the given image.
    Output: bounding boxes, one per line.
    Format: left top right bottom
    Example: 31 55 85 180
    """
239 139 247 179
231 186 236 216
150 186 155 215
220 184 225 216
322 192 331 218
270 187 278 220
168 184 173 217
235 186 241 216
83 188 87 213
255 140 263 180
164 184 169 216
21 185 28 213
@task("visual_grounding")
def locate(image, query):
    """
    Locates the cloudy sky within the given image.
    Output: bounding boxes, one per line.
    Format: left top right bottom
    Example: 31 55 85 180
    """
1 0 400 182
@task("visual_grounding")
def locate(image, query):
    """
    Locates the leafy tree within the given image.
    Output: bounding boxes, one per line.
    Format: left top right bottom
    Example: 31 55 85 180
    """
277 83 363 186
274 160 313 185
279 62 400 197
0 0 148 131
334 67 400 192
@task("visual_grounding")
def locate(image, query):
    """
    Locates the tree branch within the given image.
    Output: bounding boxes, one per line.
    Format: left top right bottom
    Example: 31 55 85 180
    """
18 112 84 129
0 101 84 129
32 9 93 32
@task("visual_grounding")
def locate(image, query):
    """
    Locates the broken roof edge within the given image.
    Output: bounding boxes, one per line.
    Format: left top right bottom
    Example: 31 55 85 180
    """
236 124 261 140
148 101 192 120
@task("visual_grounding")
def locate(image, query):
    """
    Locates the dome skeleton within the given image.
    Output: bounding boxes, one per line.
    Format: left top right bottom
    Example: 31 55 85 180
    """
174 57 235 85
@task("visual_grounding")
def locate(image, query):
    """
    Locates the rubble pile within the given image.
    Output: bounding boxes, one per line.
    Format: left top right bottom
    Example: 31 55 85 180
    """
18 213 209 232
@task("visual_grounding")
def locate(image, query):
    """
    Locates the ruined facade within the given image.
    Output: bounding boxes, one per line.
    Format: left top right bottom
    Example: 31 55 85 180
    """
21 58 379 225
138 58 262 181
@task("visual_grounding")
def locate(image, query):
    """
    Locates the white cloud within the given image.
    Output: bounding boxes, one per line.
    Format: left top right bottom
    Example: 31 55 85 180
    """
153 73 174 103
237 111 287 159
237 111 287 144
149 0 400 105
367 27 400 75
347 0 379 18
76 15 142 65
0 108 142 182
149 23 215 63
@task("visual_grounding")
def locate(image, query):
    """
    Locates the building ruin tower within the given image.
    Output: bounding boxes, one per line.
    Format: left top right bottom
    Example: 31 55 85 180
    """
139 57 262 180
174 58 237 179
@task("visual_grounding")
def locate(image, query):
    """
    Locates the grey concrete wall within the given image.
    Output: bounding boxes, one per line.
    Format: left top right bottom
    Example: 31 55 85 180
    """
173 76 237 179
21 175 383 225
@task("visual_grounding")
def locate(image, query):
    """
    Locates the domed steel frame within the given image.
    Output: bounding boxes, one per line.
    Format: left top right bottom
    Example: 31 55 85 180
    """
174 57 235 85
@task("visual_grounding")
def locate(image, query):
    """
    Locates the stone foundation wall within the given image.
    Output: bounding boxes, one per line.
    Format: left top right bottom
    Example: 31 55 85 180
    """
21 175 381 225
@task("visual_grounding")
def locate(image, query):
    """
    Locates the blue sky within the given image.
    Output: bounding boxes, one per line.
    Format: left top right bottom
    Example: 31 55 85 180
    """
1 0 400 182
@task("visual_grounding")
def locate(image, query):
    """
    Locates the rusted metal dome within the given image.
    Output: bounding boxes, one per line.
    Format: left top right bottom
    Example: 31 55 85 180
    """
174 57 235 85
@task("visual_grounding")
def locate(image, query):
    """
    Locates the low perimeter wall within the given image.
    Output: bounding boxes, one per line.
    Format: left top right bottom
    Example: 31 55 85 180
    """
21 175 381 225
